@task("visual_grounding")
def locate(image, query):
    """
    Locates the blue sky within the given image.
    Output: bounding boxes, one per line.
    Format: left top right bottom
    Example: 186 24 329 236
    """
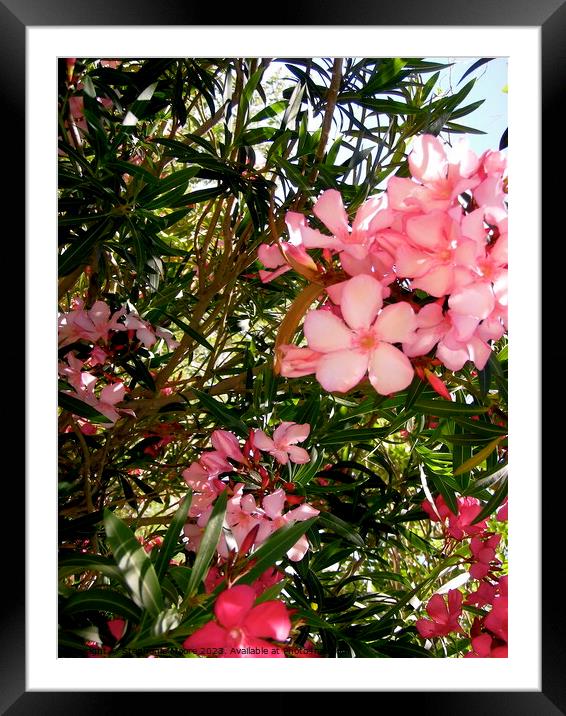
431 57 508 154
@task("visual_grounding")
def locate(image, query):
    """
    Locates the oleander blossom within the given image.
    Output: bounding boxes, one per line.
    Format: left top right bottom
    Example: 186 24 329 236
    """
415 589 464 638
302 273 416 395
183 585 291 658
253 422 311 465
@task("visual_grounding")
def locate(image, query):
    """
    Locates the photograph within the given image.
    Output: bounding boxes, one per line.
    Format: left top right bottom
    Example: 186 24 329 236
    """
8 5 560 710
56 55 510 662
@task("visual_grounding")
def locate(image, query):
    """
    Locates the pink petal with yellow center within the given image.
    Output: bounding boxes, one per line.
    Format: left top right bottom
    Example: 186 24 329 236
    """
406 211 449 251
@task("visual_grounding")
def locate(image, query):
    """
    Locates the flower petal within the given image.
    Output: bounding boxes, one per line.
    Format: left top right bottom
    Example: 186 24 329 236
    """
406 211 449 251
184 621 228 653
287 445 310 464
409 134 448 184
368 342 414 395
253 430 275 452
304 310 352 353
426 594 448 624
243 600 291 641
374 302 416 344
214 585 256 629
411 264 454 297
340 274 383 330
315 349 369 393
313 189 349 240
449 282 495 320
262 489 286 520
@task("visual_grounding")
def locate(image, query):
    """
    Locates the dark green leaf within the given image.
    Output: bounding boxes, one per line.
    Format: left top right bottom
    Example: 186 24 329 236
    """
104 509 164 616
185 491 227 598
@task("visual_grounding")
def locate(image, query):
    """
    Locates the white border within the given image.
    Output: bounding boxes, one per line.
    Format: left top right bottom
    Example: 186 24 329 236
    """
27 26 540 691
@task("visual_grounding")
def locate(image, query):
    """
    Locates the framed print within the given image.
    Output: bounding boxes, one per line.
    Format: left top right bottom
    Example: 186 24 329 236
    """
7 0 563 710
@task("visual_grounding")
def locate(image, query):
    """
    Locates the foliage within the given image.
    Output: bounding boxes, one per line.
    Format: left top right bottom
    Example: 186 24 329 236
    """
58 57 507 659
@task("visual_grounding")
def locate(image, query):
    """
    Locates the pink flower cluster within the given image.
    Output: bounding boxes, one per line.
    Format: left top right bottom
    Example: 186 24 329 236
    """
182 424 319 564
58 299 179 425
58 299 179 352
417 493 508 657
259 134 507 396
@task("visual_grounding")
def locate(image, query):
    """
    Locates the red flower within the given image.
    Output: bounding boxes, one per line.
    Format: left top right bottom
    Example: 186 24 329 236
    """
183 585 291 658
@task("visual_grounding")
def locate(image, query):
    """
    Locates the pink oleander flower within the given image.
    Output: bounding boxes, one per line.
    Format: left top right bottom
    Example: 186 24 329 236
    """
251 566 285 597
394 210 479 297
465 581 498 608
422 494 488 540
484 594 508 644
403 302 492 372
258 488 319 561
469 533 502 580
155 326 180 350
277 345 323 378
253 422 311 464
465 633 508 658
183 585 291 658
387 134 481 213
415 589 464 638
288 189 393 262
58 300 124 347
257 243 292 283
303 274 415 395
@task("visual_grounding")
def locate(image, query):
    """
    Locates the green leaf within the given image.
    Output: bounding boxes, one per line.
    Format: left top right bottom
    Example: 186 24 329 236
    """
58 392 110 423
59 553 122 581
63 588 142 622
429 474 459 515
185 491 227 598
164 314 213 350
191 388 248 437
104 509 164 616
453 437 504 475
413 399 489 417
154 493 192 582
281 82 305 129
318 428 383 447
236 517 318 586
59 218 112 276
471 477 508 524
317 512 365 547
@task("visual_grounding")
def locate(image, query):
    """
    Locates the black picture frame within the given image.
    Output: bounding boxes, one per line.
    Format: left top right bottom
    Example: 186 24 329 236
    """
10 0 563 711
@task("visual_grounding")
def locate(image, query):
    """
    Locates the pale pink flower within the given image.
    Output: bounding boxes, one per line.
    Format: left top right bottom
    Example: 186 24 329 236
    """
258 488 319 561
416 589 464 638
183 585 291 658
290 189 393 262
303 274 415 395
253 422 311 465
394 210 478 297
278 345 323 378
257 243 291 283
403 302 492 373
387 134 481 213
155 326 180 351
